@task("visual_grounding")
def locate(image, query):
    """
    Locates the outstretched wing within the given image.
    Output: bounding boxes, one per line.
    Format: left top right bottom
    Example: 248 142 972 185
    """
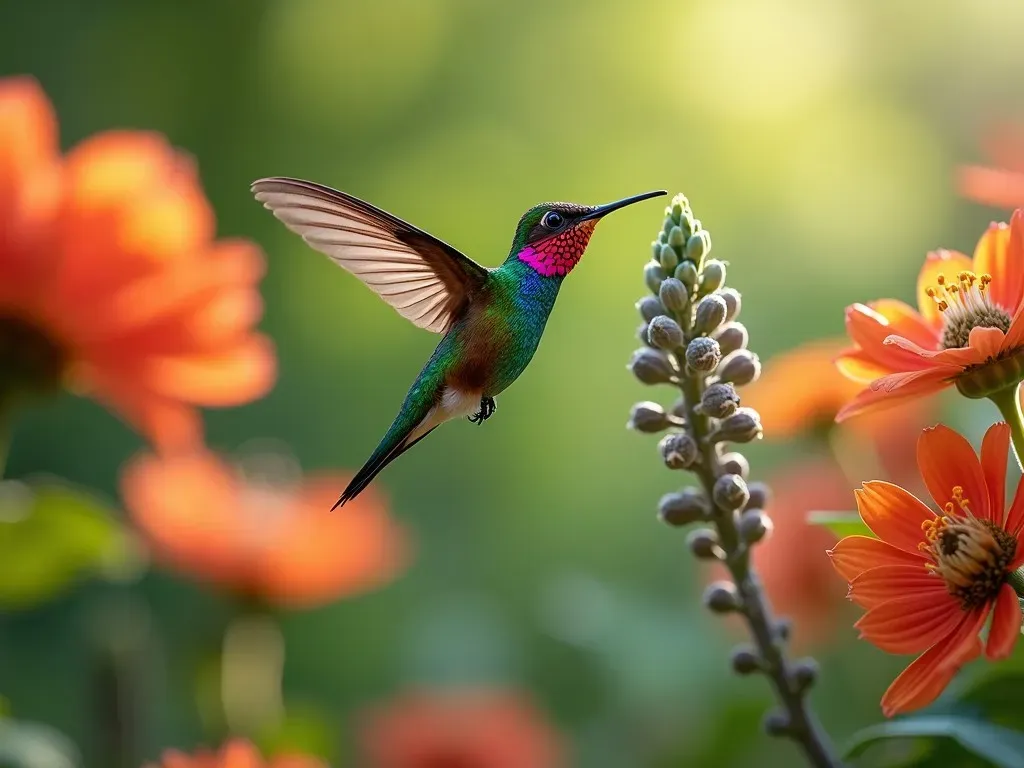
251 177 489 333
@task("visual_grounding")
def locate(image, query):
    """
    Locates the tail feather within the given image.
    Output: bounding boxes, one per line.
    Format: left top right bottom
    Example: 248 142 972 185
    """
332 414 438 510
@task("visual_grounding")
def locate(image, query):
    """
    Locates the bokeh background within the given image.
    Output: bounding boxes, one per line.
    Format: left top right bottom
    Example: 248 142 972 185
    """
2 1 1024 766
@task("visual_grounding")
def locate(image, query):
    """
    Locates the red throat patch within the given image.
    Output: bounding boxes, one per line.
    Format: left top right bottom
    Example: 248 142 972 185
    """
517 220 598 277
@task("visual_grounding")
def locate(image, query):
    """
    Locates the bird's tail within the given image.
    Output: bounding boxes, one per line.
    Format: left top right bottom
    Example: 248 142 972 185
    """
332 403 438 510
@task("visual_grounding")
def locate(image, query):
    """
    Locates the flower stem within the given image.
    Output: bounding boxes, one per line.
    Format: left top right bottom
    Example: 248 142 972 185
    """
679 372 841 768
989 384 1024 472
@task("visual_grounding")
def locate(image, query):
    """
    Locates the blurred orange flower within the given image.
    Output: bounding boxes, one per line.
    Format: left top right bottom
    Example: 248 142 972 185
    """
0 75 274 447
830 423 1024 716
836 211 1024 420
710 458 850 649
359 688 565 768
958 123 1024 209
121 449 409 607
144 738 325 768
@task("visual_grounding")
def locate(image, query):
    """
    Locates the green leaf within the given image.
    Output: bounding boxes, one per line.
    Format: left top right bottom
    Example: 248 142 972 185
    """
0 479 141 610
0 719 80 768
807 510 872 538
845 715 1024 768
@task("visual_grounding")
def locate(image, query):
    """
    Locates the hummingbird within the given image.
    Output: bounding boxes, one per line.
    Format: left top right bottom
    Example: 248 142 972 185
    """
251 177 666 508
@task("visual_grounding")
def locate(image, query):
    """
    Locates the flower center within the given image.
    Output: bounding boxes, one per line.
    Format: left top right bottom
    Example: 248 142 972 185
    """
918 486 1016 610
0 314 67 402
926 271 1012 349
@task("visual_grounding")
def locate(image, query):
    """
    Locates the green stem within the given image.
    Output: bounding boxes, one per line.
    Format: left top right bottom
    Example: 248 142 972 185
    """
678 359 840 768
989 384 1024 473
0 402 11 480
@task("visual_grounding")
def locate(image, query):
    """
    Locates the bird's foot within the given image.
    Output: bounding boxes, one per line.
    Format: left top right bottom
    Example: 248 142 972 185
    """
469 396 496 425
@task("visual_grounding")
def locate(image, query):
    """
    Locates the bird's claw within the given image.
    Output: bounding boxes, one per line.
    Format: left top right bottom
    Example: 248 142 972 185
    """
469 396 496 425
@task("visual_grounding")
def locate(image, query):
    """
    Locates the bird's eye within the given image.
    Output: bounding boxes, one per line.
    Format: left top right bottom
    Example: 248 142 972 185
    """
542 211 564 229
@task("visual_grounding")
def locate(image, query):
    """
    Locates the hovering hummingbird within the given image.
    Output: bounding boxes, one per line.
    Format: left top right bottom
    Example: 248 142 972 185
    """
251 178 666 508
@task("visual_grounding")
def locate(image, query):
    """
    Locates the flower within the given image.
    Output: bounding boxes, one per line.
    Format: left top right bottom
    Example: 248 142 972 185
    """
0 76 274 447
829 422 1024 716
836 210 1024 420
709 458 851 649
958 123 1024 210
358 688 565 768
144 738 325 768
121 449 409 607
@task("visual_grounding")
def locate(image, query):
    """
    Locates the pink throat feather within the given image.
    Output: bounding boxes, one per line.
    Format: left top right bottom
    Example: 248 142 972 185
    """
517 220 598 277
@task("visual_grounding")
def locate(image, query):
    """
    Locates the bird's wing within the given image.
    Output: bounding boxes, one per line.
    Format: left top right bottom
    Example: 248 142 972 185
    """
251 177 490 333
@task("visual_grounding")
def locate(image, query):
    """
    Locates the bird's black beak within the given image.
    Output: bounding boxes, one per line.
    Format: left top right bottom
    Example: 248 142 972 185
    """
580 190 668 222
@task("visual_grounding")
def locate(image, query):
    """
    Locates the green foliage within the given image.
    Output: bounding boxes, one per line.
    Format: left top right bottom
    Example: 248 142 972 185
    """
807 511 872 538
846 716 1024 768
0 480 136 610
0 719 80 768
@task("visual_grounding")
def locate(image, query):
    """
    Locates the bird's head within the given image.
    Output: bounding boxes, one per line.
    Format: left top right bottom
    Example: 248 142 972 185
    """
510 191 666 278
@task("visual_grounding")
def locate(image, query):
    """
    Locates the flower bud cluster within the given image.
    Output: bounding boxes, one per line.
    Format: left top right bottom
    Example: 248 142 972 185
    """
626 194 824 744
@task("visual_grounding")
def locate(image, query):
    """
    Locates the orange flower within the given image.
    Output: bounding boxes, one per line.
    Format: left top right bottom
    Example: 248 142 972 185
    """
829 422 1024 716
709 458 850 649
836 211 1024 420
144 738 325 768
358 688 565 768
958 123 1024 209
0 76 274 447
121 449 408 607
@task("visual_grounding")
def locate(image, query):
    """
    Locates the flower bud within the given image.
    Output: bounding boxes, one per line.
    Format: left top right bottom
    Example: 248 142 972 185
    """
713 473 749 512
670 396 688 419
731 645 762 675
637 295 666 322
775 618 792 643
667 226 686 249
657 230 668 245
709 407 762 444
658 278 689 314
627 401 670 433
686 230 711 263
746 481 771 511
674 261 699 290
792 658 819 694
719 451 749 479
647 315 684 351
629 348 675 385
662 217 674 236
687 528 724 560
739 508 773 543
719 288 742 322
714 322 749 356
651 240 663 260
659 432 698 469
670 200 685 222
659 242 679 271
700 382 740 418
685 337 721 373
717 350 761 386
658 488 710 526
693 294 728 336
644 261 666 294
703 581 740 614
700 258 725 293
763 711 791 737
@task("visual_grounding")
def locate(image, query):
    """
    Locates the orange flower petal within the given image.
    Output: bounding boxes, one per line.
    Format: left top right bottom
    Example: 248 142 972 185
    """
219 741 263 768
0 76 57 206
881 334 979 366
881 608 986 716
958 165 1024 211
985 583 1021 660
917 424 990 521
140 337 277 406
844 303 938 372
855 593 964 654
847 564 944 609
836 368 952 423
856 481 934 553
85 372 204 451
973 221 1022 311
968 325 1005 360
1000 301 1024 352
981 422 1010 524
917 250 974 329
828 535 926 582
835 349 891 383
1005 476 1024 539
871 299 943 349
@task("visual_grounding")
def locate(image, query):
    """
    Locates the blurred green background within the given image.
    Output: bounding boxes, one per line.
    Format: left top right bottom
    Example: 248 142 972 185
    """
2 0 1024 766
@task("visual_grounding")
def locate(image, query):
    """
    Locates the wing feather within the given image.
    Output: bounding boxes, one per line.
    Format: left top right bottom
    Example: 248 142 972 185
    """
251 177 489 333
